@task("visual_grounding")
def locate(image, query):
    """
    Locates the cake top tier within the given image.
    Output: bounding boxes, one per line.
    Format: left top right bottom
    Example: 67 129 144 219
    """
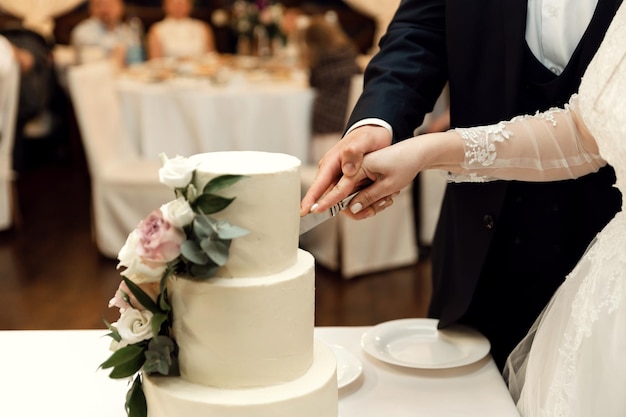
189 151 302 278
189 151 301 175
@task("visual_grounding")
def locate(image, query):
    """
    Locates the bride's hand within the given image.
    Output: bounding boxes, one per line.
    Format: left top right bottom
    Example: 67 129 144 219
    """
328 139 423 220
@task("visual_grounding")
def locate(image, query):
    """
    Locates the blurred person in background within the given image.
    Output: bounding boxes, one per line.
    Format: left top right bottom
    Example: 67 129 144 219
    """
146 0 216 60
301 13 361 161
71 0 133 66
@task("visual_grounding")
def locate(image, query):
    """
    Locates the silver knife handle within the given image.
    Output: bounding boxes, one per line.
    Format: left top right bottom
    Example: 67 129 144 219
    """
330 192 358 216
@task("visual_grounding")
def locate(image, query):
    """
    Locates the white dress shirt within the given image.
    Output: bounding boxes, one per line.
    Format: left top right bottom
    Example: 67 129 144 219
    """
526 0 598 75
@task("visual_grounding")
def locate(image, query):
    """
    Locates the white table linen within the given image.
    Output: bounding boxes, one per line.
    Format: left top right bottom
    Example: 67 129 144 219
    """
116 73 315 163
0 327 520 417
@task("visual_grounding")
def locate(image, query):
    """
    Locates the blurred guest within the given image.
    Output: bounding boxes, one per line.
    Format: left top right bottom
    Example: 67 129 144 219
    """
146 0 216 60
302 14 361 160
70 0 132 66
0 28 65 170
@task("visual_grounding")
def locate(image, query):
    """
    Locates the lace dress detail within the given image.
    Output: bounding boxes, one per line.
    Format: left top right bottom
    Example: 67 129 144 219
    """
503 5 626 417
446 105 605 183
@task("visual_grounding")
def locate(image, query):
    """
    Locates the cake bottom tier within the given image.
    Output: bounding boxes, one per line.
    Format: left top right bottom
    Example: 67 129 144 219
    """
143 340 338 417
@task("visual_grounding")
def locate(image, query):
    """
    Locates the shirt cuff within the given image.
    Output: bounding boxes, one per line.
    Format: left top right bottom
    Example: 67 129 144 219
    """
345 118 394 138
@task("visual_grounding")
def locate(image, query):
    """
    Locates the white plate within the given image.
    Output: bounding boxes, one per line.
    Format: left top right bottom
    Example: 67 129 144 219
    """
361 318 490 369
329 344 363 389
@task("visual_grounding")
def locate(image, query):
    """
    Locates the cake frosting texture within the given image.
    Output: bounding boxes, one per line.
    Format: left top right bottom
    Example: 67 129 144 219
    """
188 151 301 277
147 151 338 417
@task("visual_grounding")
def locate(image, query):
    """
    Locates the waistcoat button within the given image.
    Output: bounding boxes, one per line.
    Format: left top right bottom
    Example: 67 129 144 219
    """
483 214 495 230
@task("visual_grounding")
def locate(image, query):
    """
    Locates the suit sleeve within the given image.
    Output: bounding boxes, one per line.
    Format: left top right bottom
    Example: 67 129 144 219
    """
345 0 448 142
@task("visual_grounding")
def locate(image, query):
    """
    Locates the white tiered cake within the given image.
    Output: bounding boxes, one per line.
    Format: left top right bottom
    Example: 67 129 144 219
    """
142 152 338 417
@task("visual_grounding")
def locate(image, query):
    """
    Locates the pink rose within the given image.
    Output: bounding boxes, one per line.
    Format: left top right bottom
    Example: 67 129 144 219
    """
136 210 185 264
108 280 160 313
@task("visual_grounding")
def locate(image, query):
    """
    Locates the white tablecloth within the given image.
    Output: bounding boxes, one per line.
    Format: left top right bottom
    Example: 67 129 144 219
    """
0 328 520 417
116 75 315 163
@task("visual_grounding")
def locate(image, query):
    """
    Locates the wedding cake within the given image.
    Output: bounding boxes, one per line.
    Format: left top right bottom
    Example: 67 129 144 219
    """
132 151 338 417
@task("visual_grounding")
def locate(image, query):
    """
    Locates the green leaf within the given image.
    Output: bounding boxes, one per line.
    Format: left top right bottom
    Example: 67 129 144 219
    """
200 238 230 266
102 317 121 342
108 353 146 379
180 240 209 265
194 194 235 215
122 278 160 314
151 312 168 337
100 344 145 369
158 288 171 312
126 374 147 417
202 175 246 194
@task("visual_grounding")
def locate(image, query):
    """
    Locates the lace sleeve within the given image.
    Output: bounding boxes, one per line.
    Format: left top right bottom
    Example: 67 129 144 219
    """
447 95 607 183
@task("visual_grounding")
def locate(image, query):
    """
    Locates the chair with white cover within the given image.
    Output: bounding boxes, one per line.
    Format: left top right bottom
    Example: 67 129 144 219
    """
299 74 418 278
67 61 173 258
0 56 20 231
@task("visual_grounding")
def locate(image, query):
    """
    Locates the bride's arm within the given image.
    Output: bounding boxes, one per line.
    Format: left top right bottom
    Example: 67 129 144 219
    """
446 94 605 182
341 95 606 217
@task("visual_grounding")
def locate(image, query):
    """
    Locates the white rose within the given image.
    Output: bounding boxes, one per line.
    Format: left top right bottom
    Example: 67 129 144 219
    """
114 308 154 348
159 154 196 188
160 197 194 229
117 229 141 265
119 257 166 284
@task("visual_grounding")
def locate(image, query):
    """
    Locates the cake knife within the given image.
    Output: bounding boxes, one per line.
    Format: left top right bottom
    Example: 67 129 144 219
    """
299 192 359 235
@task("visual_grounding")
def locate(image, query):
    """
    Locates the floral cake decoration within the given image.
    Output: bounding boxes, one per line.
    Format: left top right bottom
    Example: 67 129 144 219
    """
99 154 249 417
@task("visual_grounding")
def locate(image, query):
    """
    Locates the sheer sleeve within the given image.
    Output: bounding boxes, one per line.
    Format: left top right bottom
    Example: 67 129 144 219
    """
447 95 606 183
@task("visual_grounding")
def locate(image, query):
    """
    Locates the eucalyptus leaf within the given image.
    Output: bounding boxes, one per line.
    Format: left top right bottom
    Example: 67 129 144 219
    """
194 194 235 214
126 375 147 417
200 238 230 266
122 278 160 314
202 174 246 194
216 223 250 239
180 240 209 265
188 262 219 279
143 350 170 375
149 335 176 354
192 215 215 239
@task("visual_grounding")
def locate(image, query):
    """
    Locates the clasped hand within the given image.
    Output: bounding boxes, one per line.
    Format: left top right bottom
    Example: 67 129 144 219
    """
300 125 422 220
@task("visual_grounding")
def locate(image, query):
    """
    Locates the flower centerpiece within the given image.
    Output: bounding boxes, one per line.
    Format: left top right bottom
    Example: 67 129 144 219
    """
231 0 285 55
99 154 249 417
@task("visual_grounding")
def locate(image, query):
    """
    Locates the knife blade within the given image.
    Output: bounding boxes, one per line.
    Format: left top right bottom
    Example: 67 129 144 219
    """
299 192 359 235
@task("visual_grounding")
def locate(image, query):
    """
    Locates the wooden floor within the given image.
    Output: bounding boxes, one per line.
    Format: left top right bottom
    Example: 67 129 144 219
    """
0 144 432 330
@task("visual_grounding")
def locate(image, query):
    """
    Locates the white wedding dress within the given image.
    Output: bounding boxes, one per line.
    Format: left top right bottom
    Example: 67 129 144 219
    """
448 3 626 416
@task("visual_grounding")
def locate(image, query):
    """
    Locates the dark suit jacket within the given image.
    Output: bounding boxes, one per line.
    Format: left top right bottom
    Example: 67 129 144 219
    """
346 0 623 366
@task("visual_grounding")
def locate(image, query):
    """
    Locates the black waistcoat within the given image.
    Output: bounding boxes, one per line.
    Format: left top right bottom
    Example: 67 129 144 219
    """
430 0 623 368
517 0 621 114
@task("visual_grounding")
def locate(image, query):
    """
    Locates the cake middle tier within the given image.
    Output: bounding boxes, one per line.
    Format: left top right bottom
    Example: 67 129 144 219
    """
169 249 316 388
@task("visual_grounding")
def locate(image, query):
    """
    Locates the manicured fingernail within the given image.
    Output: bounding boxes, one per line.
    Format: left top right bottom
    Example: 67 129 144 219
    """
350 202 363 214
310 203 319 213
343 163 355 175
379 200 387 207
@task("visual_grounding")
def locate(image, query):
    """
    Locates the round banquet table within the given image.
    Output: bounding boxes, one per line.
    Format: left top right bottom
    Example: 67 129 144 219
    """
116 61 315 163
